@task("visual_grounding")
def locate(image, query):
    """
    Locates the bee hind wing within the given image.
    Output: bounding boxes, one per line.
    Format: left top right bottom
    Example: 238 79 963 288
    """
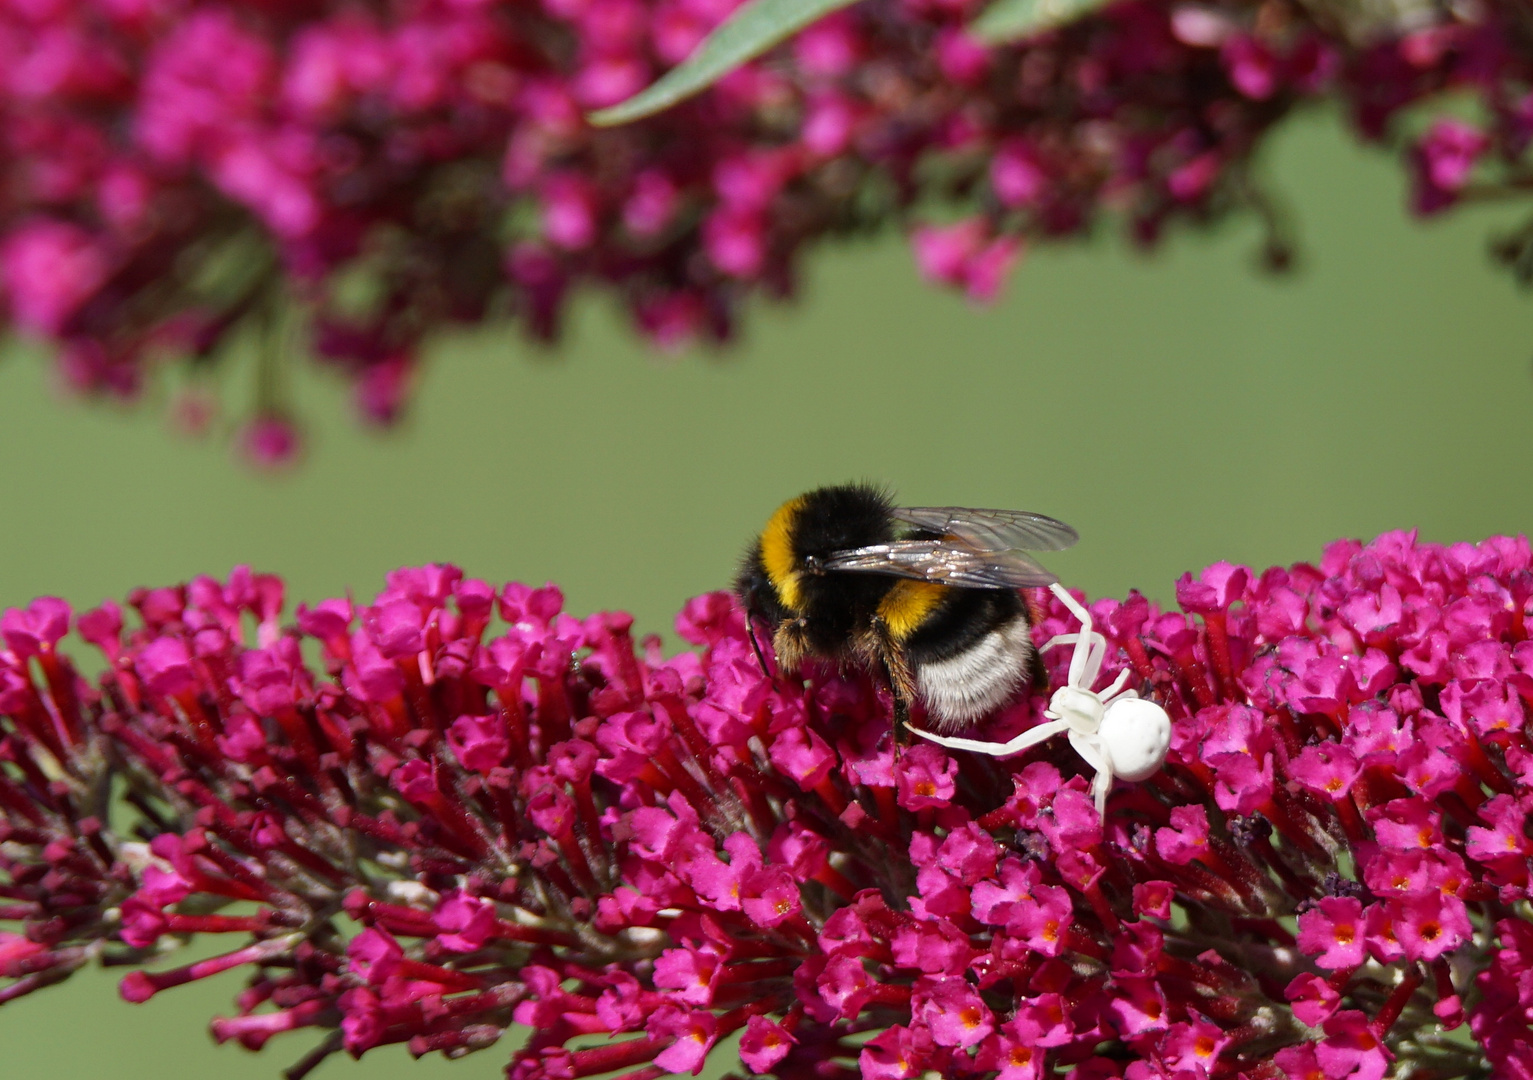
891 506 1079 552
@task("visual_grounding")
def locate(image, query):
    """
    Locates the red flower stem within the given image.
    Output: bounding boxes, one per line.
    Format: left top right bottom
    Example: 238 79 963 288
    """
1169 648 1217 709
1121 636 1157 681
4 682 65 761
1064 926 1108 961
864 983 913 1007
33 653 83 747
398 660 442 740
248 765 331 819
569 780 605 856
1082 879 1120 935
656 695 729 794
164 913 270 935
0 776 48 824
353 898 435 936
422 982 526 1019
719 958 798 983
493 686 530 770
729 773 778 838
192 853 277 905
1461 733 1513 794
1371 963 1425 1038
338 810 409 848
811 777 847 817
310 704 356 762
411 786 493 861
168 689 221 750
1269 786 1330 859
1354 766 1410 810
2 946 73 977
1270 709 1304 759
555 831 602 897
489 920 580 948
119 934 301 1002
1202 612 1236 697
1207 837 1274 907
1430 958 1461 1027
977 804 1018 831
1438 789 1481 830
535 675 572 748
372 697 410 741
269 838 349 887
0 966 77 1005
532 856 584 905
814 864 859 902
1171 858 1246 910
1333 794 1368 846
406 1024 503 1056
652 742 715 813
604 623 647 705
1244 831 1318 900
634 762 670 792
567 1035 663 1076
490 777 523 845
392 957 484 991
1327 965 1359 994
272 705 322 774
871 786 899 835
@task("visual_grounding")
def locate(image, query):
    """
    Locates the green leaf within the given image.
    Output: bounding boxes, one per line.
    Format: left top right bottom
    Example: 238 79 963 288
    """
968 0 1111 43
587 0 859 126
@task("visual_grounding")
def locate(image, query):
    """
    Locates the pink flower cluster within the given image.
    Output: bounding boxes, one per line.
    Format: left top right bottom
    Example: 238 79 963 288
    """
2 0 1530 456
0 532 1529 1078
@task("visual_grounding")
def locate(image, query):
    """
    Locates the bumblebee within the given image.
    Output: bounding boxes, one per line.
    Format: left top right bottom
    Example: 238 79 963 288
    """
735 483 1078 733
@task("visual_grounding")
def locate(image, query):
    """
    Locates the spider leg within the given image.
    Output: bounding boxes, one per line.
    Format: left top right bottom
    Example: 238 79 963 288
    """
1048 583 1100 690
1083 633 1110 689
1097 667 1133 704
1068 730 1115 820
907 718 1069 758
1047 630 1113 689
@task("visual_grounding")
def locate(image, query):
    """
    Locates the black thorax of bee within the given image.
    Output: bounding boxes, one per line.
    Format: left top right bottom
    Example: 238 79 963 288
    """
735 484 1028 672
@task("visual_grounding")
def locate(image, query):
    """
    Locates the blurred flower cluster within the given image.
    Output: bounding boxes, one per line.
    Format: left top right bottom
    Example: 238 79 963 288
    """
1 531 1529 1077
3 0 1532 457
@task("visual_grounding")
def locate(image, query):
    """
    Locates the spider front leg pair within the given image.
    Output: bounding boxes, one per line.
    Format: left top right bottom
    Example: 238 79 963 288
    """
908 582 1172 820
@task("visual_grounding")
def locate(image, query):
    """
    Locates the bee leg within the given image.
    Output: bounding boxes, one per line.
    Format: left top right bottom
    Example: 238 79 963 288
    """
771 619 809 677
744 612 775 683
868 617 917 759
1027 639 1049 696
1023 588 1051 694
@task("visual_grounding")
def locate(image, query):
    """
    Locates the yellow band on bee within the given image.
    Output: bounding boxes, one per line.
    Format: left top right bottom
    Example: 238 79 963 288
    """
878 579 947 641
760 495 807 611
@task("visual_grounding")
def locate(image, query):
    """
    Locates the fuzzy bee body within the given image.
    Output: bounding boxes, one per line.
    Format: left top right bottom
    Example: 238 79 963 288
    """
735 483 1077 733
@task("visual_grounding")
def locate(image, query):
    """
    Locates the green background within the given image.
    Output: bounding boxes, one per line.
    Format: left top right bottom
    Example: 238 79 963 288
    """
1 108 1530 1077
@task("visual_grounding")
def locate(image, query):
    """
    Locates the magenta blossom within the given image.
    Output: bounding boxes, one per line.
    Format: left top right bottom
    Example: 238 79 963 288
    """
0 533 1527 1078
1 0 1532 454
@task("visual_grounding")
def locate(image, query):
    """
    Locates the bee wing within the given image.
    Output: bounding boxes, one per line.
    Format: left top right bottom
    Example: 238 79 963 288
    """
890 506 1079 552
822 505 1076 589
822 541 1062 589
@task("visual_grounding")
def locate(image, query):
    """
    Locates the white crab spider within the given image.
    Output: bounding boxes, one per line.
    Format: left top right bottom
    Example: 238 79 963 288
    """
908 582 1171 819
